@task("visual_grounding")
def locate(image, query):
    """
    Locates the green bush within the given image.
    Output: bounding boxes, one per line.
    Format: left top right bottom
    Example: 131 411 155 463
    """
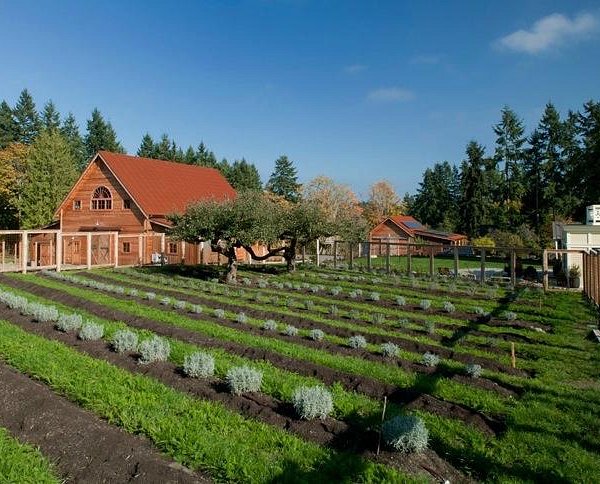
380 342 399 358
78 322 104 341
226 366 263 395
112 329 139 353
138 336 170 364
309 329 325 341
55 313 83 333
382 415 428 453
292 386 333 420
421 352 440 367
183 351 215 378
348 335 367 349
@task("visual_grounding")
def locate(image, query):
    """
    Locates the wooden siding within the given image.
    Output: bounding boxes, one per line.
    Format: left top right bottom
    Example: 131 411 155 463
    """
61 159 147 234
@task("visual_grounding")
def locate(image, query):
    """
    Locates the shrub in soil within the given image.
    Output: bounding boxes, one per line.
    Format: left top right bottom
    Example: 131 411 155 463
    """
421 352 440 367
283 325 299 337
214 308 225 318
465 363 483 378
235 312 248 324
173 300 187 310
55 313 83 333
368 292 380 302
78 322 104 341
348 335 367 349
396 296 406 306
183 351 215 378
382 415 429 453
262 320 278 331
328 305 339 316
443 301 455 313
372 313 385 324
380 342 399 358
309 329 325 341
420 299 432 311
191 304 203 314
138 336 171 364
226 366 263 395
502 311 517 321
112 329 139 353
424 321 435 335
292 386 333 420
144 292 156 300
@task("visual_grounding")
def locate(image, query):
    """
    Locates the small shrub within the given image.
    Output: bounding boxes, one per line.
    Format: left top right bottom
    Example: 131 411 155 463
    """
395 296 406 306
160 297 171 306
330 286 342 296
283 325 299 337
328 305 339 316
396 318 409 328
138 336 170 364
368 292 380 302
382 415 428 453
55 313 83 333
269 296 279 305
419 299 432 311
310 285 320 293
372 313 385 324
442 301 455 313
421 352 440 367
262 319 278 331
173 300 187 310
29 303 59 323
424 321 435 335
348 309 360 320
348 290 358 299
465 363 483 378
128 288 139 297
354 289 363 297
78 322 104 341
214 308 225 318
145 292 156 300
183 351 215 378
112 329 139 353
292 386 333 420
191 304 203 314
258 279 268 289
241 277 252 285
381 342 399 358
304 300 315 311
502 311 517 322
309 328 325 341
348 335 367 349
226 366 263 395
235 312 248 324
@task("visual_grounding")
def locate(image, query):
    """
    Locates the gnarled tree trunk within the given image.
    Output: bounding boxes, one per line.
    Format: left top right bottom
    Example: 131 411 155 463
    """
283 240 297 272
225 246 238 284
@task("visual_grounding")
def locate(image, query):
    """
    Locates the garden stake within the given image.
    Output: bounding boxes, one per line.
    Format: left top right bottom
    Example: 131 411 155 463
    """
376 395 388 455
511 342 516 369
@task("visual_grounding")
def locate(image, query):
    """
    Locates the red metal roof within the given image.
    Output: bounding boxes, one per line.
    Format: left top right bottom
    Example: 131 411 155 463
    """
371 215 467 242
97 151 236 216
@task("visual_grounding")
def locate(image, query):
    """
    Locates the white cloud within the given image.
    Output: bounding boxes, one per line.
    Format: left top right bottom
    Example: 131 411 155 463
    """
496 12 598 54
344 64 367 74
410 55 440 65
367 87 415 103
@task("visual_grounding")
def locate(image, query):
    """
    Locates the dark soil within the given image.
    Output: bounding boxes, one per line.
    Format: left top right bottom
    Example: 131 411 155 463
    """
0 274 505 438
0 304 472 483
84 272 529 380
0 363 206 483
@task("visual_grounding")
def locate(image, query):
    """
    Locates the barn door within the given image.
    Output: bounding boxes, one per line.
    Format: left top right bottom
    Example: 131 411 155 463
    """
92 235 111 265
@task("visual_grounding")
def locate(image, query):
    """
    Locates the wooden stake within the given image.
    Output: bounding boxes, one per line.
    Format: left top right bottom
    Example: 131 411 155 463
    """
511 342 516 369
376 396 388 455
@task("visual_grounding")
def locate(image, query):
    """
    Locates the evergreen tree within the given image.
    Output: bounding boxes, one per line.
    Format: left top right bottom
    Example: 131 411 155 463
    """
155 134 174 160
224 159 262 191
137 133 156 158
183 145 197 164
41 100 61 131
13 89 40 144
266 155 300 202
61 112 87 172
523 129 545 233
0 101 17 149
20 130 78 228
578 100 600 210
84 108 124 157
458 142 489 237
493 106 526 228
196 142 217 167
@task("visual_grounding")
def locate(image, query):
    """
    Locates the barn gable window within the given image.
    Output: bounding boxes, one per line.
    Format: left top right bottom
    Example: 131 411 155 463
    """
91 186 112 210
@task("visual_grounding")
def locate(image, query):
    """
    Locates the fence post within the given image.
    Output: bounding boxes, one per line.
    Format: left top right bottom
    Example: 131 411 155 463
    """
316 239 320 267
510 249 516 287
429 246 434 279
453 246 459 278
349 242 353 269
21 231 28 273
407 245 412 275
542 250 549 291
86 232 92 270
56 232 62 272
113 232 119 268
480 248 486 285
366 241 372 272
2 239 5 272
386 243 391 274
333 240 338 269
302 245 306 265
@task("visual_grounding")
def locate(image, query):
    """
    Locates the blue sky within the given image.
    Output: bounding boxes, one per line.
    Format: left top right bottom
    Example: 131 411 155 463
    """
1 0 598 198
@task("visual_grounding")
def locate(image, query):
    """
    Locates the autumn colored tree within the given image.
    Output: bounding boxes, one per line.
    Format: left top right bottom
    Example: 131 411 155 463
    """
362 180 403 227
0 143 29 228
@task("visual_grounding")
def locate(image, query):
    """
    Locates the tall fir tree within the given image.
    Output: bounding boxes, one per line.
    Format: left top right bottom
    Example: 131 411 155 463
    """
41 100 61 131
84 108 124 157
459 141 489 238
266 155 300 202
183 145 197 164
61 113 87 171
224 159 262 191
20 130 78 228
196 142 217 167
137 133 156 158
13 89 40 144
493 106 526 228
0 101 17 149
578 100 600 210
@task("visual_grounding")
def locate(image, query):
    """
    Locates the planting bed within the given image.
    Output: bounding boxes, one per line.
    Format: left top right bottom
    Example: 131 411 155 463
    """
0 265 599 483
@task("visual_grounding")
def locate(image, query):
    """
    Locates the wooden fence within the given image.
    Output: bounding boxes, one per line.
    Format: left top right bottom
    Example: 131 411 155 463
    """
583 251 600 308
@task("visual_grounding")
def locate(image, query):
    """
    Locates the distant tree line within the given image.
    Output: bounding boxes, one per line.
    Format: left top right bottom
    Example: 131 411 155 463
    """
406 101 600 248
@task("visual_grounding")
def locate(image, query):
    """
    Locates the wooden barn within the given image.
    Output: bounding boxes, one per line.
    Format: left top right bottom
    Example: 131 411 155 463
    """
54 151 238 267
369 215 467 256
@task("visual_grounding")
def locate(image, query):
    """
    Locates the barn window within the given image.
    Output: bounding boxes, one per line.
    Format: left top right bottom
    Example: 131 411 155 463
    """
123 199 131 209
168 242 178 254
73 200 81 210
91 186 112 210
122 242 131 253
